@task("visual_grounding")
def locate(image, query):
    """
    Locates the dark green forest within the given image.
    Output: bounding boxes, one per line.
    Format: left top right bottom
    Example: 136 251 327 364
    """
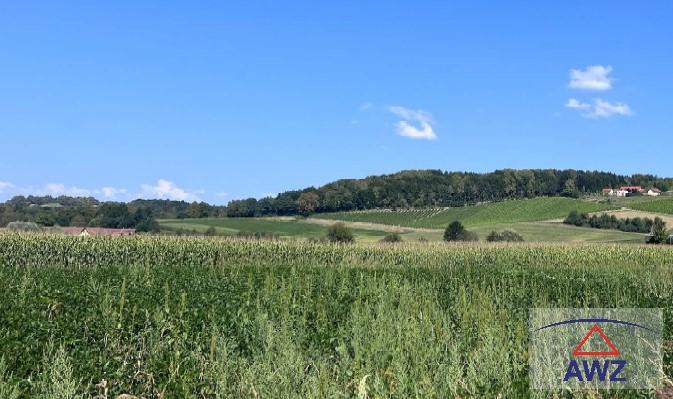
225 169 672 217
1 169 671 227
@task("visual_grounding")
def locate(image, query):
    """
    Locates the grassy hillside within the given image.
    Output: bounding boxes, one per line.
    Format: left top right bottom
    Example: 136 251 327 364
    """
159 217 391 241
315 197 618 228
1 236 672 397
627 196 673 215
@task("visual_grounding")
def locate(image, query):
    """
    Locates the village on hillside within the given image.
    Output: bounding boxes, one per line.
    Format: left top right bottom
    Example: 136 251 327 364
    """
602 185 663 197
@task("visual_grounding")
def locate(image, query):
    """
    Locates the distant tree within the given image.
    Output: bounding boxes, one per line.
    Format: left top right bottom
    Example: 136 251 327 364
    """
380 233 403 243
444 221 465 241
648 217 669 244
297 192 320 216
326 222 354 243
564 210 584 226
444 221 479 242
487 230 524 242
562 179 579 198
7 221 41 232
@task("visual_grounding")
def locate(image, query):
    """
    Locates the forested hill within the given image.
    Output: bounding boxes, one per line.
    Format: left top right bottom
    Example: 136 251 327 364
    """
1 169 672 227
225 169 673 216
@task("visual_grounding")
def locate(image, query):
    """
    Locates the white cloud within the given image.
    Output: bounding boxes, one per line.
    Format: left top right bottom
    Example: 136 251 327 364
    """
42 183 92 197
591 99 632 118
140 179 200 201
359 102 373 111
0 181 14 192
388 105 437 140
101 187 128 199
566 98 632 118
569 65 613 91
566 98 591 110
216 192 228 197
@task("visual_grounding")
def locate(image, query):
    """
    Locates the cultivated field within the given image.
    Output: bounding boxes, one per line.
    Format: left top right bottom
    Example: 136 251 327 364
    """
159 217 391 242
0 235 672 397
314 197 618 228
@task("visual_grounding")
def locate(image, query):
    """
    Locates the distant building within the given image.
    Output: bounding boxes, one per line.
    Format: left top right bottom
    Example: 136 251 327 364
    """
619 186 645 193
61 227 136 236
646 188 662 197
601 188 614 195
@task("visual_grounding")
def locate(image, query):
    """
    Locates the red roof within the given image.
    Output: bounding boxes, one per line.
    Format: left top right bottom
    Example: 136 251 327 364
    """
62 227 136 236
619 186 644 192
602 188 613 193
650 187 662 192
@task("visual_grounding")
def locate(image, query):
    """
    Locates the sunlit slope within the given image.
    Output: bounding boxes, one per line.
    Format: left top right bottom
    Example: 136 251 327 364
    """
315 197 618 228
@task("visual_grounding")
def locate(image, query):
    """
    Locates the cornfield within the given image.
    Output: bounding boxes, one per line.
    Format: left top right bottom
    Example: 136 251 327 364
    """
0 234 672 397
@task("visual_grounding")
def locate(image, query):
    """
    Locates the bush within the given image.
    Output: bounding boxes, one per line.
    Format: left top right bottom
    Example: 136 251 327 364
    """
326 223 354 243
647 218 669 244
380 233 402 243
486 230 524 242
236 231 279 240
443 221 478 242
7 221 41 232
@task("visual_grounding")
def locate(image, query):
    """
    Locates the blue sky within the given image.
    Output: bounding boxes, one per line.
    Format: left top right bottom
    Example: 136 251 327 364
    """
1 2 672 204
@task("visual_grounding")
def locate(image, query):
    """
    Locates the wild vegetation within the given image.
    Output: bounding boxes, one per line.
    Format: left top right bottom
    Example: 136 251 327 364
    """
1 235 672 397
564 210 658 234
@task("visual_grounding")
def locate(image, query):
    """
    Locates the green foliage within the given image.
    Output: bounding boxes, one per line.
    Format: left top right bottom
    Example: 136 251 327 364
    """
159 217 390 240
648 217 670 244
379 233 403 243
0 236 672 397
443 221 478 242
226 169 672 217
486 230 524 242
6 221 41 232
326 222 354 243
629 197 673 215
318 197 618 228
564 211 655 234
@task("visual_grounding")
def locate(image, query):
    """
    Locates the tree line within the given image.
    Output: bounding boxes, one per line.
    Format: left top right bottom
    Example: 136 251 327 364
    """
226 169 672 217
1 169 672 228
0 196 226 230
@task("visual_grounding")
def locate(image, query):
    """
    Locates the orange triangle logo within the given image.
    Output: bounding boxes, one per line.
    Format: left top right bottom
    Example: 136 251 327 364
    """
572 324 620 357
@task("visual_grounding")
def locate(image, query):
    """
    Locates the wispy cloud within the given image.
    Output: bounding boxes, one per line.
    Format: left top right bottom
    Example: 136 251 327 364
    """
0 181 14 192
388 105 437 140
42 183 93 197
569 65 613 91
140 179 201 201
101 187 128 199
566 98 632 118
359 102 373 111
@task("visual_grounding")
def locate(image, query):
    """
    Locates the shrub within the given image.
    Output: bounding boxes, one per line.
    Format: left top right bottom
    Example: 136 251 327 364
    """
380 233 402 243
647 218 669 244
7 221 41 232
486 230 524 242
326 223 354 243
236 231 279 240
443 221 478 242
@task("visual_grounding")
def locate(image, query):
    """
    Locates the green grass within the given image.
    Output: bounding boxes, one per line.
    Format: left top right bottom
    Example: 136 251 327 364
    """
470 222 645 243
627 196 673 215
1 235 672 397
315 197 618 228
159 217 391 241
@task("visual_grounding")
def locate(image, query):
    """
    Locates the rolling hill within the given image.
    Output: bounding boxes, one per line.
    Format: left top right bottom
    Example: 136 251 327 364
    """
312 197 618 229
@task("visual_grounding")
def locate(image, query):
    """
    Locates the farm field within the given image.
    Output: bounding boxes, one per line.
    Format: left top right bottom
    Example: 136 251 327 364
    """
314 197 619 229
1 235 672 397
158 217 391 242
469 221 645 243
627 197 673 215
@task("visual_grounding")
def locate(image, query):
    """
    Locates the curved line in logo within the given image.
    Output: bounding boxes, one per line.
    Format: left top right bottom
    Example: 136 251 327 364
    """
534 318 654 333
